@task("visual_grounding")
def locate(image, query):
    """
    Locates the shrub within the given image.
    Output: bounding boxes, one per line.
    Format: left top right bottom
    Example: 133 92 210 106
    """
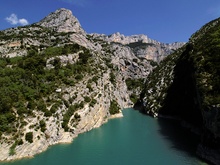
25 132 33 143
17 139 23 145
125 78 144 90
75 74 83 80
109 100 120 115
92 76 99 84
44 110 52 117
74 113 80 119
130 93 138 104
39 120 46 132
84 96 91 103
109 72 115 84
63 99 70 108
86 83 93 92
9 142 17 156
50 103 60 113
133 58 138 63
90 98 97 107
27 100 36 109
37 100 47 112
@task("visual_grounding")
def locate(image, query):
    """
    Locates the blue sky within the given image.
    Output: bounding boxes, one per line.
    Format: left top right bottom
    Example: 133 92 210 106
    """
0 0 220 43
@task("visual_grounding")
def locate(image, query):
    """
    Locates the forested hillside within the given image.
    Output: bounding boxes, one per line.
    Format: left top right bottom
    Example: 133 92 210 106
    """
139 17 220 164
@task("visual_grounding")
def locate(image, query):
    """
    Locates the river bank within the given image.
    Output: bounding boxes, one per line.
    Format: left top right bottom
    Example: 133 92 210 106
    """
0 108 124 162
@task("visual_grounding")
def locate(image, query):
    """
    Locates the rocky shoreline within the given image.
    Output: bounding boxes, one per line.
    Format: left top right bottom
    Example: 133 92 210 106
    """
0 110 124 162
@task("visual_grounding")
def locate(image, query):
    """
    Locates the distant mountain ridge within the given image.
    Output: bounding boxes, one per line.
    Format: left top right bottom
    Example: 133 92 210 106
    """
91 32 185 62
92 32 184 46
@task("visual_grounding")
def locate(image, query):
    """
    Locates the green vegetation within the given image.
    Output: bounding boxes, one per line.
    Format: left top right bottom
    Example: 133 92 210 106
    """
84 96 91 103
25 132 33 143
190 21 220 108
62 103 83 131
125 78 144 90
0 42 95 137
139 19 220 161
109 71 116 85
130 93 139 104
8 139 23 155
109 100 120 115
39 120 46 132
142 17 220 125
9 141 17 156
89 98 97 107
148 60 158 67
126 41 154 49
125 78 145 104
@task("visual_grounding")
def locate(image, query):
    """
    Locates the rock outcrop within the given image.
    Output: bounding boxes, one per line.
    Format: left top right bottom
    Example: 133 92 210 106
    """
91 32 158 45
36 8 85 34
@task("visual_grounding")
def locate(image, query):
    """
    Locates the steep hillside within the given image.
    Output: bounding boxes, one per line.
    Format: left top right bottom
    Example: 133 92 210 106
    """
139 18 220 164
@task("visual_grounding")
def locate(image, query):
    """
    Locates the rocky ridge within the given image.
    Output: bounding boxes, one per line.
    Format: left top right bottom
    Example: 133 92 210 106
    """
91 32 185 62
36 8 85 34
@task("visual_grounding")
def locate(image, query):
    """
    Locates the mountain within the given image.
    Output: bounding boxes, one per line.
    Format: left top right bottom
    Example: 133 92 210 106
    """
36 8 85 34
91 32 184 62
0 8 184 161
138 18 220 164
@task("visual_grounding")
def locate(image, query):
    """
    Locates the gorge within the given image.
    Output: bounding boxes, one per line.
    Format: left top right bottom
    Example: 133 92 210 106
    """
0 8 219 164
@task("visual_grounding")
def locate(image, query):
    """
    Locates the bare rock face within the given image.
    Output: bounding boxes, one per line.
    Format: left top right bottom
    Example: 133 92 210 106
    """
109 43 152 79
93 32 158 45
130 42 184 62
37 8 85 34
91 32 185 63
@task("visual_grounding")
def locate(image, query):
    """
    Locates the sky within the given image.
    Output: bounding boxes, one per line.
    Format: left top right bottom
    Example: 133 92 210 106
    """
0 0 220 43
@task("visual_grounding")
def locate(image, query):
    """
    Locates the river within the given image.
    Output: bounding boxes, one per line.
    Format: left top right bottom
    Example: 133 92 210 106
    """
0 108 206 165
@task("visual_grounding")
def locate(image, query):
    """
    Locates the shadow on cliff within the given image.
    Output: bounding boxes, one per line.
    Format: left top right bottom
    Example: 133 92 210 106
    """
157 117 201 159
159 44 203 126
154 44 204 160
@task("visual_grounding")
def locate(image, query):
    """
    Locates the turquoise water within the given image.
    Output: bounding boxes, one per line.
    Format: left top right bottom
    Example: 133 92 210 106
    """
1 109 206 165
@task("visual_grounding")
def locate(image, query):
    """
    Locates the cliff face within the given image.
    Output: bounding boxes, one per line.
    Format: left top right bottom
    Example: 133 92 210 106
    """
91 32 185 62
139 18 220 164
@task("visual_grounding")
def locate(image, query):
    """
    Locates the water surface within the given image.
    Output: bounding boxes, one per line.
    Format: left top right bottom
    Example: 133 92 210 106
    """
0 109 206 165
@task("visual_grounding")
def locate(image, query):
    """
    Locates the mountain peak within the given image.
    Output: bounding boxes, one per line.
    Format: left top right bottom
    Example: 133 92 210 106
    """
37 8 85 33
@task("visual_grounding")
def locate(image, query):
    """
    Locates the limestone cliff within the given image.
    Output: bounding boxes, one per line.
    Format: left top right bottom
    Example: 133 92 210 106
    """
91 32 185 62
